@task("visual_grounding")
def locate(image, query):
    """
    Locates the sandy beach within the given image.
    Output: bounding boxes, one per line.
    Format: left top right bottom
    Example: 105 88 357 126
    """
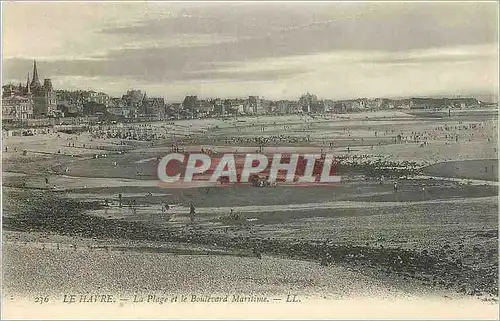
2 110 498 319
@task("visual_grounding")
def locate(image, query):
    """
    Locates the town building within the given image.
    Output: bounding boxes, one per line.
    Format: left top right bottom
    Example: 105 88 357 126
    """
167 103 183 119
248 96 262 114
3 61 57 118
107 98 131 118
55 90 85 116
299 93 324 113
2 95 33 120
138 93 166 119
212 98 225 115
29 60 57 117
224 98 246 115
448 98 480 108
87 91 111 108
121 89 144 117
197 100 214 116
182 95 199 116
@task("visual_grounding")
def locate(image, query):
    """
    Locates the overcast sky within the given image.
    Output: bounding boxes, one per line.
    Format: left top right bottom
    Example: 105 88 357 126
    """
2 2 498 101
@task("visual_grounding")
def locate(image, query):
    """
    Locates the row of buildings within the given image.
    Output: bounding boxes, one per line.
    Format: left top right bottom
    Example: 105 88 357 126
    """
57 89 167 119
2 61 486 121
1 61 170 121
177 94 483 116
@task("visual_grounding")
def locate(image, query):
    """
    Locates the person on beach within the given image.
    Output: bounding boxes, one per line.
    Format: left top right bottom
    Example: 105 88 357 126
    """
230 208 239 220
393 181 398 191
189 203 196 224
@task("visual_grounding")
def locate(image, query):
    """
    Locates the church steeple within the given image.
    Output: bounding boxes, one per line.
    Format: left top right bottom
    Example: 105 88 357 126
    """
30 60 41 89
26 73 31 94
140 92 148 105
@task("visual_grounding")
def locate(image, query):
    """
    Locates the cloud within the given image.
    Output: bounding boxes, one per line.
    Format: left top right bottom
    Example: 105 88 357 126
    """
363 44 498 65
2 2 498 100
184 68 309 82
2 56 308 83
100 2 498 51
5 44 496 101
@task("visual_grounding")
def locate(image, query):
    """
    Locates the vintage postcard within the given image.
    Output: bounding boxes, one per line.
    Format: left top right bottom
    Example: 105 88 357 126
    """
1 1 499 319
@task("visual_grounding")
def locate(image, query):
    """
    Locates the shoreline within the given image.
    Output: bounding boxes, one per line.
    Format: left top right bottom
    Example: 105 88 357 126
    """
2 188 498 300
0 230 472 301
